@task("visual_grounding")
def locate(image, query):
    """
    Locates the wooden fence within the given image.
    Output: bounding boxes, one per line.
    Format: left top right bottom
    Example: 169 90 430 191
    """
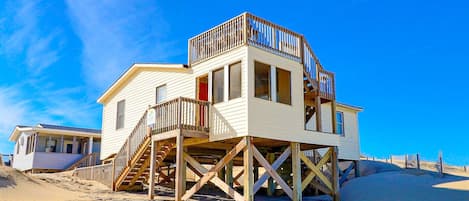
73 163 113 188
364 152 468 177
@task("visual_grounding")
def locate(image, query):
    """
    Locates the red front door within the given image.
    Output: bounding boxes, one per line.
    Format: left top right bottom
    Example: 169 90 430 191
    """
197 76 209 127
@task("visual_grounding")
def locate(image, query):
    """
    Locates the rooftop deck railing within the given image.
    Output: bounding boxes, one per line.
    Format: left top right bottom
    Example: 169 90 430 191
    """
188 12 335 100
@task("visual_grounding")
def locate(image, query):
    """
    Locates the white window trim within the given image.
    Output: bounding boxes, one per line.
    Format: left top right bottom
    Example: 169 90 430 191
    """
224 65 229 102
270 65 277 103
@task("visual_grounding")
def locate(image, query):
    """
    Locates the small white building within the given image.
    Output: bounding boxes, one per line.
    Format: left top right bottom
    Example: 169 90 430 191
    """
9 124 101 173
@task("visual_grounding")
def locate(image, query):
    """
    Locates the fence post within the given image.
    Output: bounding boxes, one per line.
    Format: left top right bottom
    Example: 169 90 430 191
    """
438 152 444 177
405 155 408 169
416 153 421 170
91 166 94 180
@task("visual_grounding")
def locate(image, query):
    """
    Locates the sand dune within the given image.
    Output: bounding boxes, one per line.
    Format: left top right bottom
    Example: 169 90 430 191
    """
341 160 469 201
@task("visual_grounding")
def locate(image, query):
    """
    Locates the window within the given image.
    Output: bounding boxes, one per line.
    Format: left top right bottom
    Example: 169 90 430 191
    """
156 85 167 104
116 100 125 129
254 61 271 100
336 111 344 135
212 68 224 104
276 68 291 105
229 62 241 100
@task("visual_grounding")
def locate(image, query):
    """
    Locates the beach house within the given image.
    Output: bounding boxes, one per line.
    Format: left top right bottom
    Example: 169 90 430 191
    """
9 124 101 173
90 12 362 201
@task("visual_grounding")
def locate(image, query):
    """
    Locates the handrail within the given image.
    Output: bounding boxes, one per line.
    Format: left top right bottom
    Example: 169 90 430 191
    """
66 153 100 170
318 68 335 100
113 110 148 180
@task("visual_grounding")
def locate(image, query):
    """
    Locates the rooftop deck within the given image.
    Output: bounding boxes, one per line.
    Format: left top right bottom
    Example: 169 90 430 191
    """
188 12 335 101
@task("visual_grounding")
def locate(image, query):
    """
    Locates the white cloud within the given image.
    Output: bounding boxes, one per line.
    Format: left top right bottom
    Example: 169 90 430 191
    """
0 0 62 75
0 86 29 136
65 1 180 93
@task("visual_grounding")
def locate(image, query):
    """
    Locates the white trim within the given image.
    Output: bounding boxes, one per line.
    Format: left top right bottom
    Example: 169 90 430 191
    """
270 65 277 102
208 71 213 103
224 65 229 102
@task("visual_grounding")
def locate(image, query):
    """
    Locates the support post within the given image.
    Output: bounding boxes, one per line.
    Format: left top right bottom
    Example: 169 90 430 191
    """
111 158 116 191
253 166 259 182
417 153 421 170
331 101 337 134
225 149 234 188
291 142 302 201
218 159 226 182
148 140 157 199
182 147 188 193
243 137 254 201
354 160 360 178
72 136 77 154
266 153 275 196
175 134 184 201
315 96 322 132
88 137 94 154
331 147 340 201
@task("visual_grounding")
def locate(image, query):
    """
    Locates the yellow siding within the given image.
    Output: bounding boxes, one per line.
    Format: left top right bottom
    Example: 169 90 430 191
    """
191 47 249 141
100 70 193 159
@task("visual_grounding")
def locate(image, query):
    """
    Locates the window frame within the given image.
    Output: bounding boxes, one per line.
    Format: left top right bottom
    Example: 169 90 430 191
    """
276 67 291 105
336 111 345 135
229 62 242 100
116 99 125 130
254 61 271 101
156 84 167 104
212 67 225 104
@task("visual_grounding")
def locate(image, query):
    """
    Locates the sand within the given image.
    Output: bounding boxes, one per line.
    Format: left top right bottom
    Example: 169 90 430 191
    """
1 161 469 201
341 160 469 201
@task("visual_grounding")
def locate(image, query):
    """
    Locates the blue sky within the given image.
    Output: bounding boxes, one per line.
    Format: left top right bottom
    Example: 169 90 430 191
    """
0 1 468 165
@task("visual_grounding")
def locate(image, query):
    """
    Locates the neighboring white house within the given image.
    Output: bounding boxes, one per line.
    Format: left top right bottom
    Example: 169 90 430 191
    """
9 124 101 173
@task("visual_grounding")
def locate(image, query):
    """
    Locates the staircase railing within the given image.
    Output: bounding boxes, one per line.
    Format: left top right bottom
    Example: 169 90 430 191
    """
318 68 335 100
113 110 148 180
66 153 100 170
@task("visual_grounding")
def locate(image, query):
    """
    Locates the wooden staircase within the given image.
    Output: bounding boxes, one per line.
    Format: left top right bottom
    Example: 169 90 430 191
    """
111 97 211 191
116 140 175 190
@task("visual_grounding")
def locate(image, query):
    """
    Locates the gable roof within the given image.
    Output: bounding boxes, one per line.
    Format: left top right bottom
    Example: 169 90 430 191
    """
97 63 191 104
9 124 101 142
